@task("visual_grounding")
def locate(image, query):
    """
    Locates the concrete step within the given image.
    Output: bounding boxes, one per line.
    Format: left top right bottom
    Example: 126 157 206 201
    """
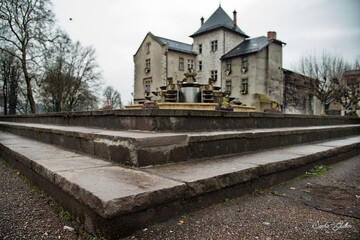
0 121 359 167
1 109 359 132
0 130 359 239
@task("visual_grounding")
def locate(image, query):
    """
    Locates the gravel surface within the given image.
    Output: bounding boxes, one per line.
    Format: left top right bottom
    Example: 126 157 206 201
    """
1 155 360 240
0 159 93 240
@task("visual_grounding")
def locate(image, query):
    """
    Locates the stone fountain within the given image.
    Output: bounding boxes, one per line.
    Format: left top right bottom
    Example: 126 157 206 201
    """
126 72 256 112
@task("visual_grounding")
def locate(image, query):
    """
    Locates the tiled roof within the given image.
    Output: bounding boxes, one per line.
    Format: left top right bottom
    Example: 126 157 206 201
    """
190 6 248 38
221 36 285 59
156 36 194 55
134 32 195 57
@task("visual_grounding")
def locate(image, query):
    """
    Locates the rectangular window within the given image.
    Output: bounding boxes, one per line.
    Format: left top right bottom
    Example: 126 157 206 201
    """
211 70 218 82
199 44 202 54
187 59 194 71
226 80 232 94
145 59 151 73
146 42 151 54
199 61 202 71
179 57 184 71
226 60 231 75
211 40 218 52
144 79 151 96
241 57 248 73
226 60 231 71
241 78 248 94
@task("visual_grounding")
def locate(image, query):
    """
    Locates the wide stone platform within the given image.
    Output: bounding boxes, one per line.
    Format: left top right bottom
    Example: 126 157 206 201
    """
0 121 359 167
0 131 359 238
0 110 359 239
1 109 359 132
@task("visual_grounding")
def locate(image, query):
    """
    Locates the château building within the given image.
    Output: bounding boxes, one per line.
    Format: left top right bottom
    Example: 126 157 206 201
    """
133 6 319 113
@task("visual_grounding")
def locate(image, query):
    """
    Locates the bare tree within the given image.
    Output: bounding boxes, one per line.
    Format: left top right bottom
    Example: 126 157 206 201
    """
103 86 122 109
0 50 21 114
354 56 360 69
40 34 101 112
283 69 315 114
298 51 346 114
0 0 56 113
332 58 360 116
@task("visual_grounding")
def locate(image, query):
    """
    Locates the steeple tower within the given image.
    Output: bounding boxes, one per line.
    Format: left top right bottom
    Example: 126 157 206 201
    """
190 6 248 38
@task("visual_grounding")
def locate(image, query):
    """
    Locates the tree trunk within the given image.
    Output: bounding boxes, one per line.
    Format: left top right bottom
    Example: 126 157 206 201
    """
3 75 8 115
9 66 19 115
321 102 327 115
60 100 65 112
21 56 36 114
350 102 358 117
25 73 36 114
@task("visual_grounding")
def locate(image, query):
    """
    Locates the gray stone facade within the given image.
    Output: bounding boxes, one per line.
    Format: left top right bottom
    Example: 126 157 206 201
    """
133 33 196 103
132 6 322 114
193 29 245 87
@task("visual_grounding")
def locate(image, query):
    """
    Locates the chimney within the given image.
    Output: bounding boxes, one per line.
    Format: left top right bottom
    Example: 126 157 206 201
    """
201 17 204 26
233 10 237 29
267 31 277 40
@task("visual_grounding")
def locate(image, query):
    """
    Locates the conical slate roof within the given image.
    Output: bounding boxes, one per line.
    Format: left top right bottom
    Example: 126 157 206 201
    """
190 6 249 38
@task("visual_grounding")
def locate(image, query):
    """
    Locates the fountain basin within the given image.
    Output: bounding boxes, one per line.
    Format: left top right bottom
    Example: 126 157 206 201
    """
125 102 256 112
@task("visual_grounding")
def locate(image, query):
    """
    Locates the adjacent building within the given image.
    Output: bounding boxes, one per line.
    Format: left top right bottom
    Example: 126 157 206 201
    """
220 32 285 111
341 70 360 115
283 69 323 115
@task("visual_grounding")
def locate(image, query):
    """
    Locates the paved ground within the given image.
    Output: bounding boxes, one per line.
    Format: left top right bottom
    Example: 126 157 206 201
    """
1 155 359 240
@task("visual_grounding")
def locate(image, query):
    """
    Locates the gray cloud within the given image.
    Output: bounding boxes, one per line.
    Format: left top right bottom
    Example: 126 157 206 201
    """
52 0 360 105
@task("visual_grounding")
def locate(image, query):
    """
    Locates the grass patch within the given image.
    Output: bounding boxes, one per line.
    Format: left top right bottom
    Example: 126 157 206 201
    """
1 158 14 169
49 201 73 222
224 198 235 204
33 185 46 199
304 165 332 178
271 191 281 196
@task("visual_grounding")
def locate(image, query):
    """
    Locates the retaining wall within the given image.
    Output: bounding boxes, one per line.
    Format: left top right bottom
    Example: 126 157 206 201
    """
0 109 359 132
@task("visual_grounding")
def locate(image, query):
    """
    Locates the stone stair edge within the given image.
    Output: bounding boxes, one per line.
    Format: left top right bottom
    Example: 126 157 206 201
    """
1 122 360 169
1 121 359 141
0 121 188 146
1 131 359 220
187 124 360 141
1 110 359 133
0 140 188 219
0 109 359 119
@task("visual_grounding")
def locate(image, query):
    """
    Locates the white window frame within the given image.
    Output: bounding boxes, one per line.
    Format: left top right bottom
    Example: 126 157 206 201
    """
179 57 184 71
211 40 218 52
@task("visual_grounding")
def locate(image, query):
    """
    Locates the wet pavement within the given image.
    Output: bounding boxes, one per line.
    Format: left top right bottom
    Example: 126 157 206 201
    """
123 155 360 240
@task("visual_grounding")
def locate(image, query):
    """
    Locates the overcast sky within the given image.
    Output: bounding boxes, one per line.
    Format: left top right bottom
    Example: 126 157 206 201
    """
52 0 360 105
